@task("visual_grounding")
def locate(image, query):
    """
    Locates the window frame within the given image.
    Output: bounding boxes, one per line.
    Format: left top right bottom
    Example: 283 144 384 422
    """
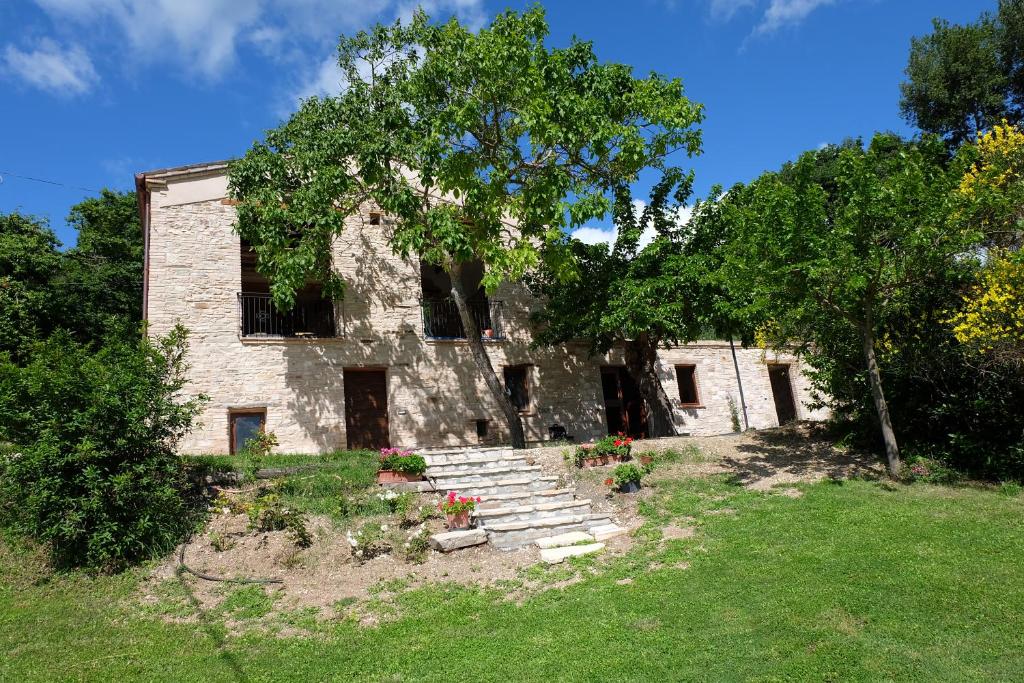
503 364 532 414
229 408 267 455
674 364 702 408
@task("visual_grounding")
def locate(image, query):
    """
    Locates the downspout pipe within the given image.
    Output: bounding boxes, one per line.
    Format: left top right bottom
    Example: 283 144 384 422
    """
729 336 750 431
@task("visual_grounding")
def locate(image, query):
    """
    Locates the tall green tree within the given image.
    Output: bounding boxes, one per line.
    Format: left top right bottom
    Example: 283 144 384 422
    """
0 212 62 361
900 1 1024 146
719 134 976 476
57 190 143 344
229 7 703 448
529 171 742 437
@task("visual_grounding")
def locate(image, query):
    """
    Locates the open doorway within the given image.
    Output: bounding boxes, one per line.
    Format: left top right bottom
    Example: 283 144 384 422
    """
600 366 648 438
767 364 798 425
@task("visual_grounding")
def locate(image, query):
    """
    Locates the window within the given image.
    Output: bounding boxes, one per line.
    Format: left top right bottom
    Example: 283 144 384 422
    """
675 365 701 406
476 419 489 439
230 410 266 454
503 365 531 412
369 212 382 225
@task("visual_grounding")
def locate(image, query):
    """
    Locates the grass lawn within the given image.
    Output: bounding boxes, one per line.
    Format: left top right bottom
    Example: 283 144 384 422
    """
2 474 1022 681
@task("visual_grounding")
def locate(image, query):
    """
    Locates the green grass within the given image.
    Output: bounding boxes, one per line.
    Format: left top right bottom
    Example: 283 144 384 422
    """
3 478 1023 681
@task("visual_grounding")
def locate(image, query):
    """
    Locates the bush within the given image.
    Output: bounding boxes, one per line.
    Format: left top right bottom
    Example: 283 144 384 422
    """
0 325 206 570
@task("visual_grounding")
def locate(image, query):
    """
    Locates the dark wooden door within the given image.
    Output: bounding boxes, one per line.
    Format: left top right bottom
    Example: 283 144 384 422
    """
600 367 649 438
344 369 390 450
768 364 797 425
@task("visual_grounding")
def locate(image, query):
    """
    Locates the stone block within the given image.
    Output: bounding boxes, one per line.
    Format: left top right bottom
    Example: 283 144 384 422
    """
429 528 487 552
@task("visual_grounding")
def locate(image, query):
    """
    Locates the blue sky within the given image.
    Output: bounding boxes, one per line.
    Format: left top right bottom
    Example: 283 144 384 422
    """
0 0 993 247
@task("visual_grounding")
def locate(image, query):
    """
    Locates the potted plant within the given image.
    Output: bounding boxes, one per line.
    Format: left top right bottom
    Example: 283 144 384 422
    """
611 463 645 493
377 448 427 484
437 491 481 529
637 453 654 466
573 433 634 467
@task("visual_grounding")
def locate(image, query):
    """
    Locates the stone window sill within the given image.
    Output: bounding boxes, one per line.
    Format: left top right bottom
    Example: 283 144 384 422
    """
239 336 348 345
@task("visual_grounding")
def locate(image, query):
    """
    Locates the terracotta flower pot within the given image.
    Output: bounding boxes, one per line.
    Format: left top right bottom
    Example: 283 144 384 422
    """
377 470 423 484
638 455 654 466
446 511 470 529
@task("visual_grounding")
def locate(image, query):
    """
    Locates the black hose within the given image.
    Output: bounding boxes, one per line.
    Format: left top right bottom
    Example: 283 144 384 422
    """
176 537 283 585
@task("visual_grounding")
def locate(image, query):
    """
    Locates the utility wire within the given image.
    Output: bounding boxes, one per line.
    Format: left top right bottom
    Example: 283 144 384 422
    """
0 170 102 194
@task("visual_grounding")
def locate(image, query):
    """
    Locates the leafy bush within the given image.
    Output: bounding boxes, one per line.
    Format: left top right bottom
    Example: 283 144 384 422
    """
401 527 431 564
902 455 962 485
378 448 426 475
250 499 312 548
0 326 206 570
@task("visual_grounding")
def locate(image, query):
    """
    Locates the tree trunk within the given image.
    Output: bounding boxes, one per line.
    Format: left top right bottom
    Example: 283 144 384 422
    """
860 320 900 477
448 263 527 449
623 334 677 438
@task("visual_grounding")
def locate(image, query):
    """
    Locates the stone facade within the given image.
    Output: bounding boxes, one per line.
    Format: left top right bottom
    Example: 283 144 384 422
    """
140 163 828 455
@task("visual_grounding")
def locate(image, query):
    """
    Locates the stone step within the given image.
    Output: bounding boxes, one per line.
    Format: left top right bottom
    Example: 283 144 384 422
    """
486 513 614 549
424 455 529 473
436 476 558 498
428 464 539 482
476 488 576 509
421 447 514 465
540 543 605 564
535 531 594 549
474 499 593 526
429 528 487 552
590 523 628 542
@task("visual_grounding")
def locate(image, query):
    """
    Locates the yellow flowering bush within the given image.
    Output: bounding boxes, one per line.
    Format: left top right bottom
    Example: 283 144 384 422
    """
948 252 1024 364
959 120 1024 198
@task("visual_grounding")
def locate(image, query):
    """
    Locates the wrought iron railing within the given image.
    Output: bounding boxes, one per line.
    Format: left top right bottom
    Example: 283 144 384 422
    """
420 298 504 340
238 292 336 338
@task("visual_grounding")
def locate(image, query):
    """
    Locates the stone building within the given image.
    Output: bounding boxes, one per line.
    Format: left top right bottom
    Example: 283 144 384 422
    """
136 160 827 455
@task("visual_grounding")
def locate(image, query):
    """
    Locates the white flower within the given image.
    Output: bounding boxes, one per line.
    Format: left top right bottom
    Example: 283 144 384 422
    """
381 524 389 531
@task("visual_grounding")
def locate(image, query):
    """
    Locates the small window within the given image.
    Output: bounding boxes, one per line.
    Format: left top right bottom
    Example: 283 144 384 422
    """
368 212 382 225
503 365 530 412
476 419 489 439
230 410 266 454
675 365 700 406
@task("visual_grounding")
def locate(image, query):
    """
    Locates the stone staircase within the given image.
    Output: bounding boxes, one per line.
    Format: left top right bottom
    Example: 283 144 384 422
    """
422 446 625 550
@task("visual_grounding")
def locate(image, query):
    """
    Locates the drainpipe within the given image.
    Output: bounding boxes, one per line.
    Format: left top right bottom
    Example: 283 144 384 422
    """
729 336 750 431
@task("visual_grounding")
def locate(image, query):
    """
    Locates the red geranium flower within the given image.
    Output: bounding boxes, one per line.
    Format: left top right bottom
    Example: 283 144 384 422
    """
604 478 614 486
614 439 623 447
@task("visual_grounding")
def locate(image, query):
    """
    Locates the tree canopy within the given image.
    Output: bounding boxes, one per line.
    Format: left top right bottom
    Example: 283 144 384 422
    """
229 6 704 447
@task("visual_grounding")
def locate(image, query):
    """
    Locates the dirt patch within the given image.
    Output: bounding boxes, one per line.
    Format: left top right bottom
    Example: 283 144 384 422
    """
662 525 696 540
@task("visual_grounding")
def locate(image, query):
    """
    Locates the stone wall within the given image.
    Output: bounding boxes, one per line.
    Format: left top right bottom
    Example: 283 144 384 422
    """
144 168 828 454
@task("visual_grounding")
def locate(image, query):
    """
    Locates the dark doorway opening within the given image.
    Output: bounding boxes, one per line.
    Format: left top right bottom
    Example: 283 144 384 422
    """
768 364 798 425
344 369 391 450
600 366 648 439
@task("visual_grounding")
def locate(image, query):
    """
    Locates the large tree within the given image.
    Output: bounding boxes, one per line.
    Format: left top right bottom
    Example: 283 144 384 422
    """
57 190 143 344
900 1 1024 146
719 134 976 477
0 212 63 361
229 7 703 448
529 171 743 437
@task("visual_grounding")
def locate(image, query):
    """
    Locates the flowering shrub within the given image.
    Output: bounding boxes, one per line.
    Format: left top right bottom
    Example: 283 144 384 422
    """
347 521 392 562
437 491 481 515
573 433 634 465
378 448 427 475
902 456 961 485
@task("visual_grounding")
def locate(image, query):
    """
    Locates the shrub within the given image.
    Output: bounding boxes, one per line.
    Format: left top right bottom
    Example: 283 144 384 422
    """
401 527 431 564
0 325 206 570
347 522 392 562
902 455 962 485
378 448 427 475
250 499 312 548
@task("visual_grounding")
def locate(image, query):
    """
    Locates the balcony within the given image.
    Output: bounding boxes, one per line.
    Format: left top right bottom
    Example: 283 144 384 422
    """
421 298 504 340
238 292 336 338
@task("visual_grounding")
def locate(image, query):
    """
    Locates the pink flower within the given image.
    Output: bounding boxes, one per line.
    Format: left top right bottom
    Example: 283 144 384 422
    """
476 497 482 503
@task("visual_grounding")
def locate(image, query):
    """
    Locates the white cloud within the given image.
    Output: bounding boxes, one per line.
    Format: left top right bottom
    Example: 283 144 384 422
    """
754 0 836 34
2 38 98 95
571 201 693 252
708 0 757 21
30 0 484 83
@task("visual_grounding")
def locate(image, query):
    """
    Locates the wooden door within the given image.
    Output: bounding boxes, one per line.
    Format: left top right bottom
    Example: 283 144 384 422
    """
600 367 649 439
344 369 390 450
768 364 797 425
